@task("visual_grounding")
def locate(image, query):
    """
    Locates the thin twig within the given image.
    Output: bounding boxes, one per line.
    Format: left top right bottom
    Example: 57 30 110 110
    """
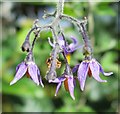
24 25 51 42
61 14 86 25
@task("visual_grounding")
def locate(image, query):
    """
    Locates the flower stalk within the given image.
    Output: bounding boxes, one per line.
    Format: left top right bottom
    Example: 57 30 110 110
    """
45 43 60 80
56 0 64 16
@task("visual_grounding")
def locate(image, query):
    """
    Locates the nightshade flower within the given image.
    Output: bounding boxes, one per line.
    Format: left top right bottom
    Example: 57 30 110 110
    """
58 36 80 54
10 52 44 87
73 58 113 91
48 36 79 53
49 74 75 100
48 36 81 63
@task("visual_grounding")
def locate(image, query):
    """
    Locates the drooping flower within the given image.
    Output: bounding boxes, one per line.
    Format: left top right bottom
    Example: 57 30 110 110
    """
48 36 80 53
73 58 113 91
10 52 44 87
59 36 80 64
58 36 80 54
49 74 75 100
48 36 82 63
49 60 76 100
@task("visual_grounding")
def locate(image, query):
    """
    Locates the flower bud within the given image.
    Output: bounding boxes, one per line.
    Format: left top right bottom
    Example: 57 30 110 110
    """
21 40 31 52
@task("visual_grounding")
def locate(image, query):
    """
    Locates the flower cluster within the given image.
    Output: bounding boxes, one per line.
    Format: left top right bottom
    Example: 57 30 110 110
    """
10 34 113 100
47 35 113 100
10 0 113 100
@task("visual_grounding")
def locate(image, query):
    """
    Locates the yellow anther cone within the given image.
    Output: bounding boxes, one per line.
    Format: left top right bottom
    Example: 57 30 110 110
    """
66 53 71 64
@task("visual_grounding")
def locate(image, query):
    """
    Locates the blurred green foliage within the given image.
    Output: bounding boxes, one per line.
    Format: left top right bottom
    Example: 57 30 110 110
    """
1 1 119 113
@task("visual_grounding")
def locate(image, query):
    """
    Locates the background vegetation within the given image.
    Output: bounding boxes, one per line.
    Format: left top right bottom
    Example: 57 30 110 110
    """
1 1 119 113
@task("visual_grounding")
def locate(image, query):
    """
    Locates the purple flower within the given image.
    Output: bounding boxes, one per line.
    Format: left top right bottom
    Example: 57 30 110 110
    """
73 58 113 91
48 36 81 64
48 36 81 54
10 61 44 87
58 36 80 54
49 75 75 100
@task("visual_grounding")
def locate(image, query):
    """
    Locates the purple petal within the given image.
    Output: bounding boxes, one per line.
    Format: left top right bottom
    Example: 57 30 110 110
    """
55 82 62 96
58 36 65 47
10 62 27 85
73 45 83 51
67 44 75 52
89 60 107 83
66 45 83 53
49 76 66 97
97 62 113 76
49 76 66 83
72 64 79 73
70 36 78 44
68 36 78 51
37 69 44 87
68 76 75 100
28 62 39 85
77 61 89 91
63 46 69 55
67 37 82 53
16 62 25 72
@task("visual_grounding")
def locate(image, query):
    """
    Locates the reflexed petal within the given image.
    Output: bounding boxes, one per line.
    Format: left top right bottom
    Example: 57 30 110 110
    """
63 46 69 55
72 64 79 73
98 62 113 76
49 76 66 96
37 69 44 87
55 82 62 96
67 45 83 53
67 37 82 53
89 60 107 82
28 62 39 85
49 76 66 83
70 36 78 44
74 45 83 51
68 43 75 52
68 36 78 51
68 76 75 100
10 62 27 85
58 36 65 47
77 61 89 91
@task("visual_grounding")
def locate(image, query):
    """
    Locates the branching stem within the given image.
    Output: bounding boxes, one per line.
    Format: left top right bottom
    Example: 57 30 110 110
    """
22 0 93 80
